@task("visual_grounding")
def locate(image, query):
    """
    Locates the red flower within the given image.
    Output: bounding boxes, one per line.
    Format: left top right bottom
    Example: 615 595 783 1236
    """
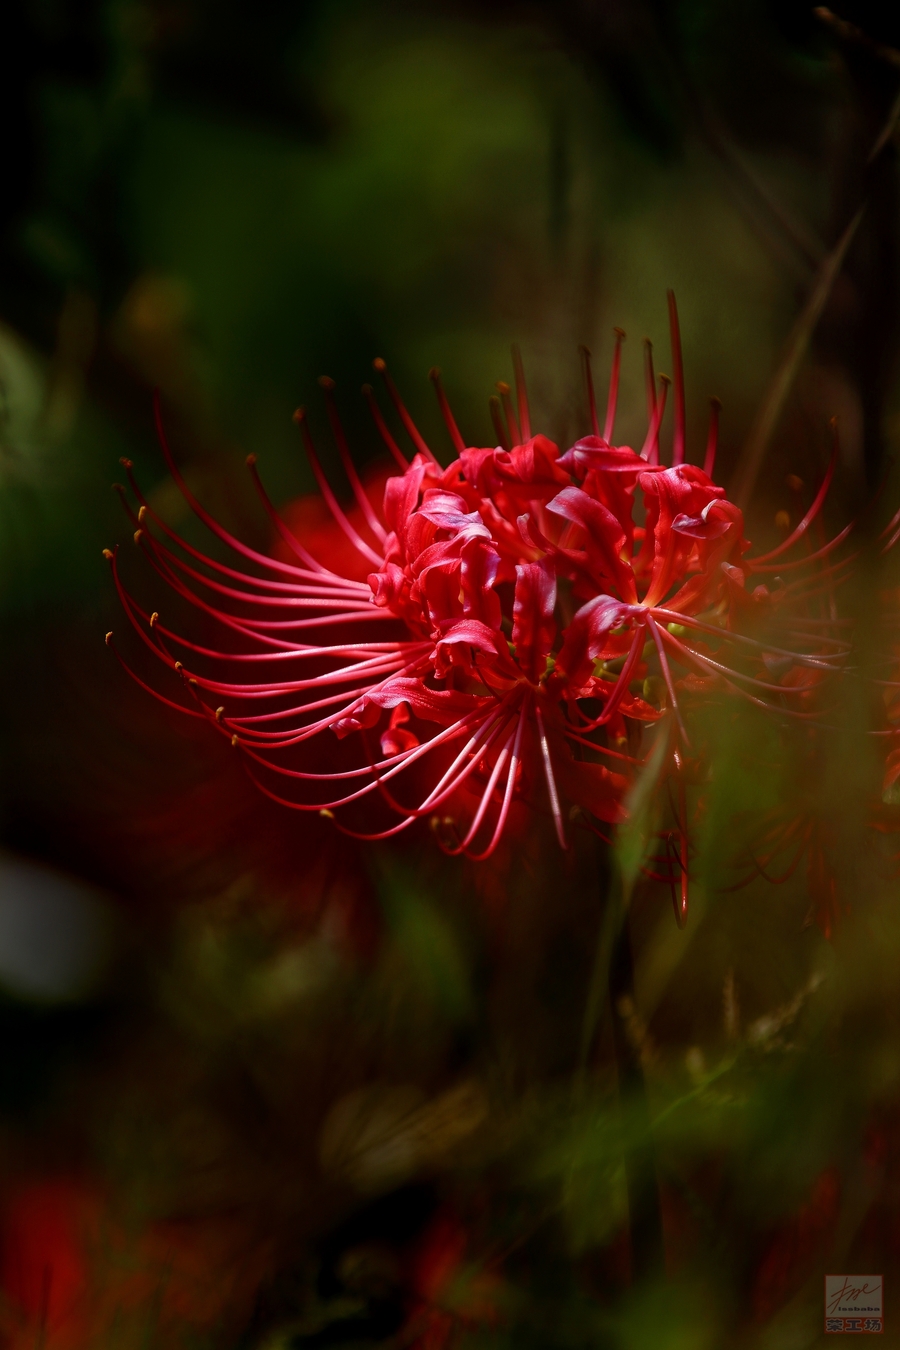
106 296 849 921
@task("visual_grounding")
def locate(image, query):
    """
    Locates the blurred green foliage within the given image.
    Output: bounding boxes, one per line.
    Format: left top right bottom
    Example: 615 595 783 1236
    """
2 1 900 1348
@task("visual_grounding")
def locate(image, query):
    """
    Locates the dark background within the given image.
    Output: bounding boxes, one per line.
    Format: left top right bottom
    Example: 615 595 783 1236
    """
1 3 899 1347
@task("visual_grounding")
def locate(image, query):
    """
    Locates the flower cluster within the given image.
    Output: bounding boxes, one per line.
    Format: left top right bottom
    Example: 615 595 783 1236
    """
106 296 849 926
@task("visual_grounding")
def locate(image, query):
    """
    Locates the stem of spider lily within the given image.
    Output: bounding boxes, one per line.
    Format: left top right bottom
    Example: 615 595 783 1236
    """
576 855 664 1284
609 903 665 1283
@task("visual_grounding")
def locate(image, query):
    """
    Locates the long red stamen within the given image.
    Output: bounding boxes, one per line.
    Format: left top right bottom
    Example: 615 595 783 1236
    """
667 291 686 466
411 705 516 815
489 395 511 451
750 443 837 563
318 378 388 544
749 521 854 573
650 607 848 666
658 631 828 722
604 328 626 444
241 715 487 813
643 338 656 422
135 529 388 652
578 628 646 731
562 726 639 764
104 630 205 718
775 554 857 603
659 627 827 696
496 381 520 446
362 383 409 471
372 358 439 465
178 650 429 704
446 723 517 854
428 367 466 455
146 515 372 612
117 468 366 593
646 615 689 745
703 397 721 479
151 393 346 584
580 345 600 437
468 704 527 860
534 702 566 848
293 409 383 566
641 375 670 463
242 454 343 575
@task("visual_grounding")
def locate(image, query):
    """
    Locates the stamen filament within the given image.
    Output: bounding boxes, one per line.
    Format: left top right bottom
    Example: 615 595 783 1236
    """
373 358 440 465
580 345 600 437
604 328 626 443
667 292 686 466
318 377 388 544
429 367 466 454
294 410 383 566
362 383 409 471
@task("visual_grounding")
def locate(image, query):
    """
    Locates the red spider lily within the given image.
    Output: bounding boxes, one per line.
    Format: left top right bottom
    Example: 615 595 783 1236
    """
105 296 850 925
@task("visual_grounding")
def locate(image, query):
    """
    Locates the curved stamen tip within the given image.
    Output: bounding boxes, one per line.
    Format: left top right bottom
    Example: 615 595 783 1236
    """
149 611 159 627
318 375 336 391
119 457 133 470
102 548 114 561
292 407 306 424
613 326 626 340
245 453 257 467
231 734 239 748
138 504 147 523
787 473 803 491
372 357 387 373
105 631 113 645
133 529 143 545
361 382 373 396
174 661 183 672
428 366 441 382
215 706 224 722
495 381 511 395
829 414 838 430
710 395 722 411
319 807 335 819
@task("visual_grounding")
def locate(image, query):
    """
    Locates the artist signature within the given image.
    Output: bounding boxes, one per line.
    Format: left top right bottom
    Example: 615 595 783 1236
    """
826 1278 882 1314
